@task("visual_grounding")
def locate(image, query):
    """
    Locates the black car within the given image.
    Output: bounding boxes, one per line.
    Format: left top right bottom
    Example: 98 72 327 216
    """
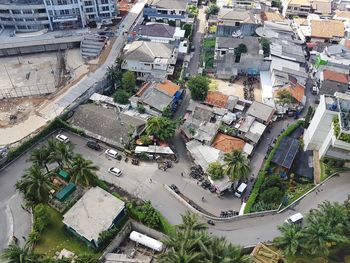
170 184 180 194
86 141 101 151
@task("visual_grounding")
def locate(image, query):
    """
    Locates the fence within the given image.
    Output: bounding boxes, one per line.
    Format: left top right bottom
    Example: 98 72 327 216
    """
0 84 56 99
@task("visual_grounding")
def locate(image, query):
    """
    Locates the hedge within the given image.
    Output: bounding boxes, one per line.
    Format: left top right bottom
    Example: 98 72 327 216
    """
3 117 85 169
244 120 304 214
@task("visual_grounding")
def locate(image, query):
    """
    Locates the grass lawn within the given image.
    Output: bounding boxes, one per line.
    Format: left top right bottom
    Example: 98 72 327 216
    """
204 51 214 69
34 205 97 258
203 37 216 49
209 79 218 91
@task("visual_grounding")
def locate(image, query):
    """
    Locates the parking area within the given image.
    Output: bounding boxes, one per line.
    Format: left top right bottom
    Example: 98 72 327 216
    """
215 78 262 102
59 131 243 218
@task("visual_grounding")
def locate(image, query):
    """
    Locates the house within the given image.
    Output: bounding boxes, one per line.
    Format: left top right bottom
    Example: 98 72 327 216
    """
122 41 178 81
143 0 189 26
246 101 275 124
216 8 259 37
282 0 311 17
69 104 146 149
275 83 306 105
63 187 125 248
310 20 344 42
215 37 270 79
132 23 185 43
271 136 300 169
270 39 306 65
203 91 239 110
236 115 267 145
130 80 182 115
211 132 254 156
260 11 286 24
318 69 349 95
304 92 350 160
311 0 332 17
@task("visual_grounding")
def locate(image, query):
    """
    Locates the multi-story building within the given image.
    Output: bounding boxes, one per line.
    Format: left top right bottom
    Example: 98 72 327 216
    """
0 0 117 32
282 0 311 17
304 92 350 160
122 41 178 81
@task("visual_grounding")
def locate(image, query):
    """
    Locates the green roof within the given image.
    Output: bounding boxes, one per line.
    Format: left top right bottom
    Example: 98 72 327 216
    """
58 170 69 180
56 183 76 202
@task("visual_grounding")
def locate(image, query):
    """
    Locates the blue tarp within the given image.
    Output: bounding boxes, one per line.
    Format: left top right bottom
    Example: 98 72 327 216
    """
56 182 76 202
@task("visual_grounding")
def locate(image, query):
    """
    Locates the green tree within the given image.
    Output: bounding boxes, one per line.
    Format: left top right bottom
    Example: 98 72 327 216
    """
277 89 295 105
106 64 120 88
234 44 248 63
48 140 74 168
29 146 50 173
261 38 271 57
15 165 53 204
259 187 284 205
223 150 250 183
302 214 348 256
207 162 224 180
274 223 303 256
187 76 209 101
33 204 50 233
162 106 173 118
113 89 130 104
121 71 136 92
69 154 99 187
206 4 219 15
1 243 41 263
142 201 161 229
146 116 177 141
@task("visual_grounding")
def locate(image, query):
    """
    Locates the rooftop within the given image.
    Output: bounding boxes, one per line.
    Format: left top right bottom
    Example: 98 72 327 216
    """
204 91 229 109
218 9 256 24
246 101 275 123
186 140 222 170
245 120 267 143
63 187 125 243
156 80 180 96
310 20 344 39
261 11 285 23
288 0 310 6
270 39 305 64
271 136 300 169
211 133 245 153
123 41 174 62
334 11 350 20
323 69 349 84
216 37 260 56
147 0 187 10
277 83 305 103
312 1 331 14
134 23 176 39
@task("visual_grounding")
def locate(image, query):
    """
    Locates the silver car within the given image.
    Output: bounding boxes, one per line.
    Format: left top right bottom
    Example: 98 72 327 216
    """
108 167 122 177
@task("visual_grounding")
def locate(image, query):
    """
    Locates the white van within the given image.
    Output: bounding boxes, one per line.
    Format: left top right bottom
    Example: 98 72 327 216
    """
234 183 247 198
285 212 303 224
105 149 119 159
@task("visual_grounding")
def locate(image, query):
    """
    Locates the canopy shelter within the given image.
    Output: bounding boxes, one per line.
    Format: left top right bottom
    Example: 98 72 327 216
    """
271 136 299 170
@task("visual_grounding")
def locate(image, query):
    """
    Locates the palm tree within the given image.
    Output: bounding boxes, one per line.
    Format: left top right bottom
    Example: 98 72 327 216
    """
69 154 99 187
48 141 74 168
177 212 207 232
274 223 303 256
159 247 202 263
316 201 349 235
1 243 41 263
200 236 250 263
15 165 53 204
29 146 50 173
223 150 250 183
302 214 348 256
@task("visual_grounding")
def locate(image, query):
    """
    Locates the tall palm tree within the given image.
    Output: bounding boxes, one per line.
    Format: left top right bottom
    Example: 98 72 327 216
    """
48 142 74 168
200 236 250 263
223 150 250 183
274 223 303 256
316 201 349 235
69 154 99 187
302 214 348 256
177 212 207 232
29 146 50 173
159 247 202 263
15 165 53 204
1 243 41 263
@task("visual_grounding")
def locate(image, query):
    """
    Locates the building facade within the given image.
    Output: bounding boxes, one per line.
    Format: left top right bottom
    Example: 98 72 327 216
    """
304 92 350 160
0 0 117 32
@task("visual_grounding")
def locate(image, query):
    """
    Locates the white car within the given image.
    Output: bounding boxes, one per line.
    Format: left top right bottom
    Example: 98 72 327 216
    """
285 212 303 225
105 149 118 159
55 134 70 144
108 167 122 177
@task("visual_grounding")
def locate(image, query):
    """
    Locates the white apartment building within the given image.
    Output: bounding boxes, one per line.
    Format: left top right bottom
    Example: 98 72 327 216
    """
0 0 117 32
304 92 350 160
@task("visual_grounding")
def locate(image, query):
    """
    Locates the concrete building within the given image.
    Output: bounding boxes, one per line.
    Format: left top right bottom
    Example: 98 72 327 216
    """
0 0 117 32
304 92 350 160
122 41 178 81
63 187 125 248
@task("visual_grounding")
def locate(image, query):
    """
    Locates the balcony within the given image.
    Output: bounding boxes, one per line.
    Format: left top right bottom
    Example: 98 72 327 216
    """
166 65 175 75
52 15 78 22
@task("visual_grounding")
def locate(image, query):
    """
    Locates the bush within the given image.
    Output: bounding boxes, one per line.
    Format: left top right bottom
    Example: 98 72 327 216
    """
261 38 271 57
121 71 136 92
206 4 219 16
113 89 130 104
260 186 284 205
126 201 162 230
137 105 146 114
207 161 224 180
97 215 128 250
33 204 50 232
183 23 193 38
261 175 285 191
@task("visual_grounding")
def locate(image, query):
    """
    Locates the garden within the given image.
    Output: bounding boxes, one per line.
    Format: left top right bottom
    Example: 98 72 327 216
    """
202 37 215 70
245 120 315 213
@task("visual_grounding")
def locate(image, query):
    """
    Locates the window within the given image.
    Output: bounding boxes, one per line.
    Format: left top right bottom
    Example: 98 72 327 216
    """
23 10 32 14
38 8 46 13
85 1 92 5
14 18 23 21
101 0 108 4
102 6 109 11
17 25 27 29
88 14 95 19
12 10 21 14
59 9 69 15
86 7 93 12
26 18 35 21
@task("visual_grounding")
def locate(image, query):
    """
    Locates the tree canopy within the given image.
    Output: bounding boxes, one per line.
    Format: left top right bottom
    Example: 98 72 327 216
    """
223 150 250 183
207 162 224 180
121 71 136 92
146 116 177 141
187 76 209 101
113 89 130 104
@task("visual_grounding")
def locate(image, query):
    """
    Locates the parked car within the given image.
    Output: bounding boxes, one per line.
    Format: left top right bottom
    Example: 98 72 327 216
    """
105 149 119 159
55 134 69 144
86 141 101 151
170 184 180 194
234 183 247 198
285 212 303 225
108 167 122 177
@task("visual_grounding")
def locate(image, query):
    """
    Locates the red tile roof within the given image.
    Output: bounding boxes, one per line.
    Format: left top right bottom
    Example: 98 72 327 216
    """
156 80 180 96
204 91 229 108
277 83 305 103
211 133 245 153
323 69 348 84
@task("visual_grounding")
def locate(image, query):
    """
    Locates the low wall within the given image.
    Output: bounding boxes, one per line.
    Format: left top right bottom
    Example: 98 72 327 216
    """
130 220 167 241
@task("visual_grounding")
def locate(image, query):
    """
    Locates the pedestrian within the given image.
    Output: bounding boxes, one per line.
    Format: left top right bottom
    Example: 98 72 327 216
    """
201 196 205 201
181 172 184 177
149 178 152 183
22 236 26 241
